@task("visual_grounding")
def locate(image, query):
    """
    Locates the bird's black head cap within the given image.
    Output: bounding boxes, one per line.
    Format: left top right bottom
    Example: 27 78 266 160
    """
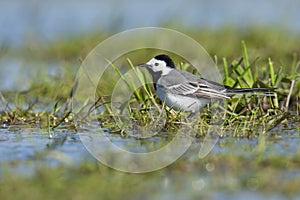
154 54 175 68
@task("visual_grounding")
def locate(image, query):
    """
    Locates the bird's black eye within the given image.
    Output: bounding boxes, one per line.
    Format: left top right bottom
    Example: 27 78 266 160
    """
154 63 159 66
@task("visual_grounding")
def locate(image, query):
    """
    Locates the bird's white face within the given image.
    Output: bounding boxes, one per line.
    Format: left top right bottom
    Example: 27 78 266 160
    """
146 58 173 75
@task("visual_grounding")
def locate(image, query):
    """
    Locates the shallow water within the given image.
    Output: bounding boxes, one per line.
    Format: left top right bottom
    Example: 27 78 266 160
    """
0 129 92 177
0 127 299 199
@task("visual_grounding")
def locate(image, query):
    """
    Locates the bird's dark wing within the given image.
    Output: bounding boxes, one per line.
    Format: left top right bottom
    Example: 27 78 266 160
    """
159 69 230 99
163 81 230 99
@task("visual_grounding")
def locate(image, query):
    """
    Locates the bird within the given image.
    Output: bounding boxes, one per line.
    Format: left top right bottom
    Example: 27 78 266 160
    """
138 54 276 113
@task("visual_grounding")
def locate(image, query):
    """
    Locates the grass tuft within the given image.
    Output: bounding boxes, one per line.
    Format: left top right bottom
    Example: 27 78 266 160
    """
0 31 299 137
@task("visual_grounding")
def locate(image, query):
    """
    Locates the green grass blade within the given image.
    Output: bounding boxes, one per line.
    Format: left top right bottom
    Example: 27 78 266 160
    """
241 41 254 86
223 57 229 85
268 57 276 86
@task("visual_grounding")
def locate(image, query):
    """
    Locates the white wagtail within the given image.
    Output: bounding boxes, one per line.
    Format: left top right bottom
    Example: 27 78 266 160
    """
139 54 276 113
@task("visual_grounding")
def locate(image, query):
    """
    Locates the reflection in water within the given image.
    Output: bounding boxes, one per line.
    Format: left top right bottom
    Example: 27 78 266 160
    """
0 128 299 175
0 128 299 198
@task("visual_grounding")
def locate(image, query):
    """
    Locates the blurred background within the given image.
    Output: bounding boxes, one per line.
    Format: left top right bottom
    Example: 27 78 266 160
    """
0 0 300 46
1 0 300 91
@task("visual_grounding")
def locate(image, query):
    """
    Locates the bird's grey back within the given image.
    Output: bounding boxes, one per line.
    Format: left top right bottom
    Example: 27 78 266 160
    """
158 69 200 87
159 69 225 90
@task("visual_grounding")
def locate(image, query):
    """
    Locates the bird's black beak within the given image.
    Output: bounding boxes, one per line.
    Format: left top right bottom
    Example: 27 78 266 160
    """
138 63 151 68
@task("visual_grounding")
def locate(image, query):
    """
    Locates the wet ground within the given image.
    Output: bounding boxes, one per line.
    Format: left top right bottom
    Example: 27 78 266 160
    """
1 127 299 199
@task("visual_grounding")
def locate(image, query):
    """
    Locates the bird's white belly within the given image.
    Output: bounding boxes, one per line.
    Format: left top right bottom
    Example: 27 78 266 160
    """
157 88 209 113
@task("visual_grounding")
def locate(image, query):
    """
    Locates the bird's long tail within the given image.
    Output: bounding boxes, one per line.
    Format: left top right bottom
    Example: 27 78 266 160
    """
225 87 277 96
